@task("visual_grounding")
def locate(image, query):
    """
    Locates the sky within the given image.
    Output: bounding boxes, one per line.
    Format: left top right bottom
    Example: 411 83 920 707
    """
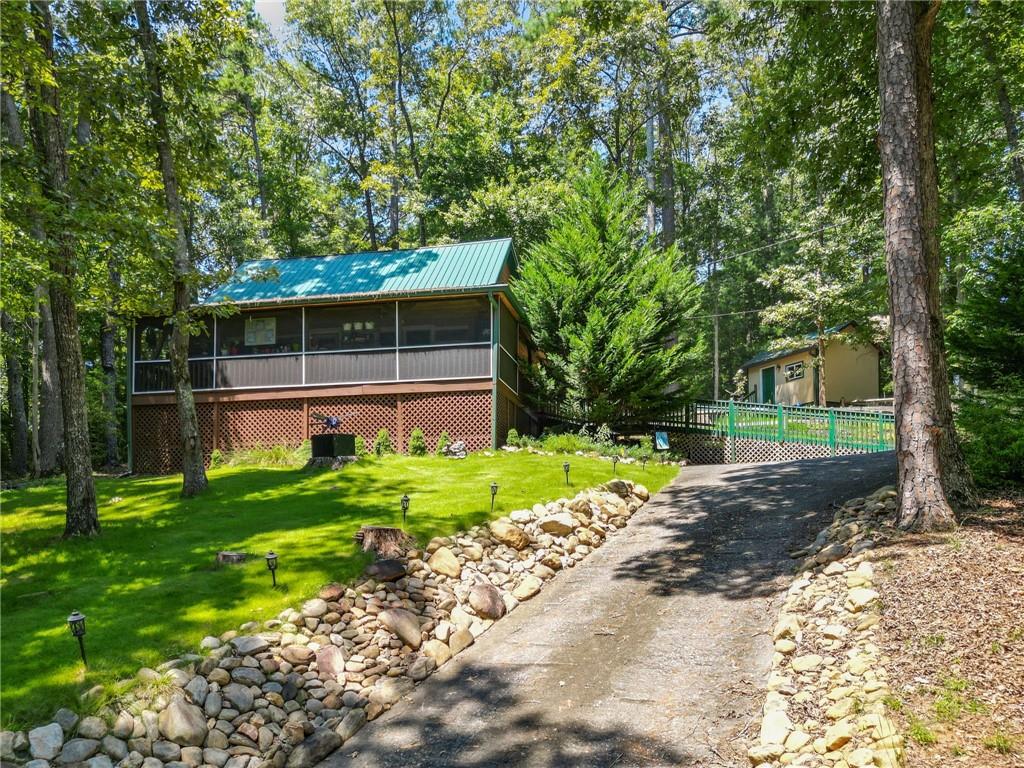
254 1 288 40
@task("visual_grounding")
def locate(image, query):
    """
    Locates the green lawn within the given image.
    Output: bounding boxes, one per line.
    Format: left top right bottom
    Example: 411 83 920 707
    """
0 452 677 727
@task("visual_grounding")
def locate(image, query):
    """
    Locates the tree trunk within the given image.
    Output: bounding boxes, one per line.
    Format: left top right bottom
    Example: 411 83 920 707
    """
29 291 40 474
135 0 208 496
816 319 827 406
645 115 656 236
2 313 30 477
27 0 99 537
240 92 269 220
363 188 378 250
875 0 976 531
657 81 675 249
37 283 64 474
100 316 120 467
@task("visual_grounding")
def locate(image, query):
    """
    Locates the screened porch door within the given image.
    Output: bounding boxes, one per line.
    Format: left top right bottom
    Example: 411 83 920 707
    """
760 366 775 404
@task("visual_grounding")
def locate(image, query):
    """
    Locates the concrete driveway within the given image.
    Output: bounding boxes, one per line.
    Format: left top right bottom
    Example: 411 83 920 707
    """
319 453 894 768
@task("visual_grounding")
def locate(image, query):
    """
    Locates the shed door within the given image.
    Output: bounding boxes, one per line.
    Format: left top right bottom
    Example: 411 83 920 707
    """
760 366 775 404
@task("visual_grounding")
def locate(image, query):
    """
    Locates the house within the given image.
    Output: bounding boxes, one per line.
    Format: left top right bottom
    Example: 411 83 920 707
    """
129 238 535 473
739 322 880 406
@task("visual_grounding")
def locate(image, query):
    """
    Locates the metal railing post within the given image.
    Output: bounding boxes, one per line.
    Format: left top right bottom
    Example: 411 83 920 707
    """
777 403 784 443
828 409 837 456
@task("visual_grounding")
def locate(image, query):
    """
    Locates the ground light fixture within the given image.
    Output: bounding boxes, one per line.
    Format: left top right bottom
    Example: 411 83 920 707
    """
490 482 498 514
67 610 87 667
563 461 571 486
401 494 410 529
265 550 279 587
642 456 648 471
611 455 619 476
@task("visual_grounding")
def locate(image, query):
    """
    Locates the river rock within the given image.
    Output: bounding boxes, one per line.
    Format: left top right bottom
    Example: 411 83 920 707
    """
229 636 269 655
29 723 64 761
281 645 315 665
512 575 542 601
427 547 461 579
468 583 506 620
448 628 474 655
100 736 127 761
421 639 452 667
221 683 254 712
78 718 107 740
284 729 340 768
57 738 100 764
368 677 413 706
301 599 328 618
157 699 207 747
489 521 529 550
334 709 367 743
538 513 575 536
315 646 346 679
379 608 422 649
364 559 406 582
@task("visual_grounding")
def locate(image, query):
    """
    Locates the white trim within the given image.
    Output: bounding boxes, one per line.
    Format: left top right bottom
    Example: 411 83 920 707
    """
304 345 398 356
136 357 215 364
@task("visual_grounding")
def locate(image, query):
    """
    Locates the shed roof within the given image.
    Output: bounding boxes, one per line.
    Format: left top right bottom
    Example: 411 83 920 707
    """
202 238 514 306
739 322 857 370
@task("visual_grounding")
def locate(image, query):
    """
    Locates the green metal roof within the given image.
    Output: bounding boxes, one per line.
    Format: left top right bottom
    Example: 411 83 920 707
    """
203 238 513 306
740 322 856 370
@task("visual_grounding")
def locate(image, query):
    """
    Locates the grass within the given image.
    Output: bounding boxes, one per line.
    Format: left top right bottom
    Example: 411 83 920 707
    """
908 717 938 746
0 451 677 728
983 731 1017 755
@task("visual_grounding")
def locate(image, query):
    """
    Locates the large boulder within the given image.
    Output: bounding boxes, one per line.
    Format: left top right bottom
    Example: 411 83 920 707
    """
468 583 506 620
156 699 207 747
229 636 269 655
489 521 529 550
421 639 452 668
280 645 315 665
427 547 461 579
56 739 100 764
379 608 423 649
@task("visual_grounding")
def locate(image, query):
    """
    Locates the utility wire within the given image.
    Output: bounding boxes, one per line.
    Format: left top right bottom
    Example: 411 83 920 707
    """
708 220 848 264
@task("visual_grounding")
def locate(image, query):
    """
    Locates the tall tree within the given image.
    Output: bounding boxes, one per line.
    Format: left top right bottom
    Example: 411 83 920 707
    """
26 0 99 536
876 0 975 530
133 0 207 496
1 312 29 477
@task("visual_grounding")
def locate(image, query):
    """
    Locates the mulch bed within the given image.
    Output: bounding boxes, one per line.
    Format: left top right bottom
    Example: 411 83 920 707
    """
873 490 1024 767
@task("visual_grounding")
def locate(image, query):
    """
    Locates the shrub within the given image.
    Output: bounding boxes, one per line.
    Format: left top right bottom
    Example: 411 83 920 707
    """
354 435 367 456
209 449 225 468
956 383 1024 488
505 428 520 447
408 428 427 456
224 443 306 467
435 430 451 455
373 429 394 456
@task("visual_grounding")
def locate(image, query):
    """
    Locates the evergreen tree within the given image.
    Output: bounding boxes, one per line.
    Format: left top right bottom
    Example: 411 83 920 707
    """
513 156 704 424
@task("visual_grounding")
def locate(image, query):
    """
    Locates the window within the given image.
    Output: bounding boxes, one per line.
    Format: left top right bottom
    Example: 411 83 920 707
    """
305 304 396 352
399 297 490 347
784 361 805 381
217 308 302 356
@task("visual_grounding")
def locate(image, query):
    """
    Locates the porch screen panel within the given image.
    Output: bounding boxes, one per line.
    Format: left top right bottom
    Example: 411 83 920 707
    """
216 308 302 356
499 303 517 353
135 316 213 360
305 351 397 384
399 345 490 380
305 304 396 351
399 297 490 346
217 355 302 389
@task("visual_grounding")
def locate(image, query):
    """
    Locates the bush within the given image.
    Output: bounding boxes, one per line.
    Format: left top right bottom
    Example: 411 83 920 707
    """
957 384 1024 488
373 429 394 456
354 435 367 456
408 428 427 456
435 430 451 455
505 428 520 447
209 449 225 468
224 443 307 467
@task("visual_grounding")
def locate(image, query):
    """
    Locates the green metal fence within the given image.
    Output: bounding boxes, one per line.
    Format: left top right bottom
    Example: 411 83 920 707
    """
681 400 895 454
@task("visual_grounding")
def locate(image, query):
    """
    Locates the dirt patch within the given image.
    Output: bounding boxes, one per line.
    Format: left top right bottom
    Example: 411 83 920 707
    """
873 492 1024 767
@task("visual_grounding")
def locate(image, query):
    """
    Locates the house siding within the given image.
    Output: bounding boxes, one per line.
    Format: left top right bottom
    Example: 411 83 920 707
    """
744 335 879 405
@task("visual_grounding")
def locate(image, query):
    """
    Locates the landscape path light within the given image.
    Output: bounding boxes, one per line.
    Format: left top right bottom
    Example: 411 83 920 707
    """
611 455 619 476
401 494 410 530
563 461 570 486
490 482 498 514
67 610 87 667
265 550 279 587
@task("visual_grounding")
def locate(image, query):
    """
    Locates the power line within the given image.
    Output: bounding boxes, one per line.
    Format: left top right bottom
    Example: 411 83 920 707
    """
679 307 767 321
708 220 849 265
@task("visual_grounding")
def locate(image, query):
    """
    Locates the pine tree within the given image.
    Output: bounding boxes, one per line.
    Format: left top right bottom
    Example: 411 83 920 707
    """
513 156 704 424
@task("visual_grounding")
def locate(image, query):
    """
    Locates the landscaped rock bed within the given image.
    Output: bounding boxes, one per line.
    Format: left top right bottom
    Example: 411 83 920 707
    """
1 480 650 768
748 486 905 768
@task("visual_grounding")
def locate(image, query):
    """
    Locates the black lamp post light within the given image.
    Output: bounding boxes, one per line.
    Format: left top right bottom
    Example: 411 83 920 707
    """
265 550 279 587
67 610 87 667
490 482 499 513
611 455 619 476
401 494 410 529
563 461 570 486
641 456 648 471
